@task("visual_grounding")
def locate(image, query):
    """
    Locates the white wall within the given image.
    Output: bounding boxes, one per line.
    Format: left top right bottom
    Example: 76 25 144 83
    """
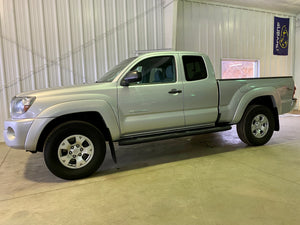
0 0 164 142
295 15 300 110
175 0 295 79
163 0 176 49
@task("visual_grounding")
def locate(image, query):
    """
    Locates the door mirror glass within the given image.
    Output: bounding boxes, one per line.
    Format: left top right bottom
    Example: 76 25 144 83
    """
121 71 142 86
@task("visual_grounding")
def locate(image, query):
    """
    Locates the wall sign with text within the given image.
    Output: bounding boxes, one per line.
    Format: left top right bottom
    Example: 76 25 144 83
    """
273 17 289 56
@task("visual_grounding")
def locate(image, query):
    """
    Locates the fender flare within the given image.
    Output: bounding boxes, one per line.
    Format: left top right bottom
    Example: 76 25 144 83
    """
25 100 120 151
232 87 281 124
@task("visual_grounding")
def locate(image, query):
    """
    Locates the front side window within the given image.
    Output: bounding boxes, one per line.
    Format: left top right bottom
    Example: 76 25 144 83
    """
182 56 207 81
129 56 176 84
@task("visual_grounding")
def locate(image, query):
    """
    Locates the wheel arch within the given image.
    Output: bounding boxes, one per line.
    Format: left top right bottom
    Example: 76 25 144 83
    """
237 95 280 131
36 111 112 152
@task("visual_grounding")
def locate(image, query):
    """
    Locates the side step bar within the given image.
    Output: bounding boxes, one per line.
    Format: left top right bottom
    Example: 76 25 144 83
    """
119 125 232 146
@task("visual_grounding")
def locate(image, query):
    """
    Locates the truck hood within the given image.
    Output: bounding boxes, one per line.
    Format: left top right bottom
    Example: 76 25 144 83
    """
17 82 114 98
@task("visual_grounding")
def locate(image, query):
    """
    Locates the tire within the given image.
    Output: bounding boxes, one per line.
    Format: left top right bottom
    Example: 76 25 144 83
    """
44 121 106 180
237 105 275 146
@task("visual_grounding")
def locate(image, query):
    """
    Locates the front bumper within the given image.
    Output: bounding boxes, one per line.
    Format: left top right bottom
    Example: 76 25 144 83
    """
4 118 34 149
4 117 54 151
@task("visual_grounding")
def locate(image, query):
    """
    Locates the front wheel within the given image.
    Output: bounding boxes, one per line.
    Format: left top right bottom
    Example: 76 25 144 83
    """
237 105 275 146
44 121 106 180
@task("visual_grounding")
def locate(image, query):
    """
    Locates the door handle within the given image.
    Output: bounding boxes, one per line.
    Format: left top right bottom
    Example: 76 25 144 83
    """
168 89 182 94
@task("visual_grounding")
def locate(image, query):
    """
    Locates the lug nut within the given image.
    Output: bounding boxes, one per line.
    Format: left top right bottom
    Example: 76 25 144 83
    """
73 155 76 158
69 151 72 154
78 153 82 156
76 144 80 148
80 148 83 151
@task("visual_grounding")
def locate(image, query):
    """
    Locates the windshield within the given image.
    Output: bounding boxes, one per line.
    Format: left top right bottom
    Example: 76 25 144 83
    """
96 57 137 83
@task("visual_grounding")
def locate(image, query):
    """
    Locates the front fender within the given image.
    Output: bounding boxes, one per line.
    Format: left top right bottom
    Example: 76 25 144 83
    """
25 100 120 151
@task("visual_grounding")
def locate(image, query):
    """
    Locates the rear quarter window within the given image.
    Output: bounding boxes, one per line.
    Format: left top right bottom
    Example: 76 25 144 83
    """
182 56 207 81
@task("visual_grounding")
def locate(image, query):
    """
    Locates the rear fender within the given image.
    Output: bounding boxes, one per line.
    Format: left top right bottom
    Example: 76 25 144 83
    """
232 87 280 124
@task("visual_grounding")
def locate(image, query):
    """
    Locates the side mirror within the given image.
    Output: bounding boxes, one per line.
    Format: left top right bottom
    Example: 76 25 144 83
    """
121 71 142 86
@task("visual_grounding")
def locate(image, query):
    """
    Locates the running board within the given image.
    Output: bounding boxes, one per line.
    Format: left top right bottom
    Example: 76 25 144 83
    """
119 125 232 146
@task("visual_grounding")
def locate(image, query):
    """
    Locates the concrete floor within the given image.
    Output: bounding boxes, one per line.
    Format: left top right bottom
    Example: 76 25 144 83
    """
0 114 300 225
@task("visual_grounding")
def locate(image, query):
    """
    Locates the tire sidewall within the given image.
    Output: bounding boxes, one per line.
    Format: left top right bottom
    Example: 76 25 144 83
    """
44 121 106 180
243 105 275 146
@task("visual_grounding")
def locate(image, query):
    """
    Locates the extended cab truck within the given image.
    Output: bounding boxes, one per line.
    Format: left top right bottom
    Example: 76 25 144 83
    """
4 51 297 179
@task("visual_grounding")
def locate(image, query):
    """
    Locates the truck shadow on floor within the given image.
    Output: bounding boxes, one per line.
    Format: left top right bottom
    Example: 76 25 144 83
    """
99 130 245 175
24 128 248 182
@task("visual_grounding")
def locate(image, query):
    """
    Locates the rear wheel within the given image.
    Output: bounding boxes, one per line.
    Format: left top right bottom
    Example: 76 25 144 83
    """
44 121 106 180
237 105 275 146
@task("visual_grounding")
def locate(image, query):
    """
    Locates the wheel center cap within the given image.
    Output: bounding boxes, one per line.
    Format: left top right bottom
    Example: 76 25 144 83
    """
72 146 80 154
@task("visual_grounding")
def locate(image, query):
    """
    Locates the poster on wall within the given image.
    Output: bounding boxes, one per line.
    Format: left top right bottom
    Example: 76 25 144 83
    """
273 16 289 56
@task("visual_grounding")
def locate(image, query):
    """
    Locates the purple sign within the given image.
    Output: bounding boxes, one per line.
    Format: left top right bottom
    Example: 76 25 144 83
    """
273 17 289 56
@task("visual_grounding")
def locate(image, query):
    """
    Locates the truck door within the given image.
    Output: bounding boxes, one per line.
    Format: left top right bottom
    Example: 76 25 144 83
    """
118 55 185 135
181 55 219 127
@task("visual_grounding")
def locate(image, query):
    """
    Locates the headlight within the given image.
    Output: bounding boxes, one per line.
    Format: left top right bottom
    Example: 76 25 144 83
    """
10 96 36 118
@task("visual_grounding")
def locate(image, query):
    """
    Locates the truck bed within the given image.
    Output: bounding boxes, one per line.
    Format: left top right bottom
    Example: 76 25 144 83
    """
217 76 295 124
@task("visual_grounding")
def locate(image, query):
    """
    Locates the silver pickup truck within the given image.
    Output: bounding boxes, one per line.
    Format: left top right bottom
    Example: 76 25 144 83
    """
4 51 297 179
